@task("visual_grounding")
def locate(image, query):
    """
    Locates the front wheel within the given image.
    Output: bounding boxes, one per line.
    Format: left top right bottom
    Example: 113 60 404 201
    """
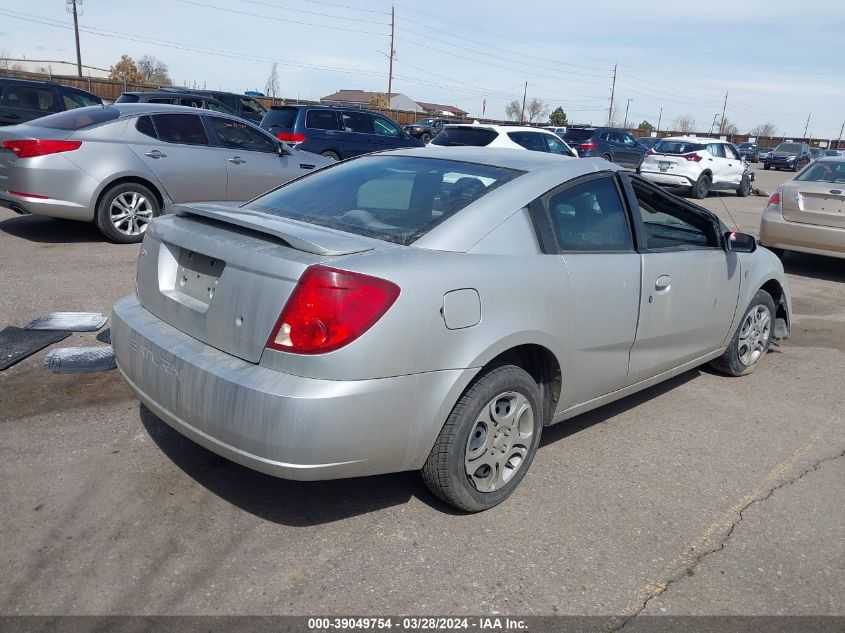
95 182 160 244
422 364 543 512
710 289 776 377
421 132 431 144
736 175 752 197
321 150 341 161
692 173 711 199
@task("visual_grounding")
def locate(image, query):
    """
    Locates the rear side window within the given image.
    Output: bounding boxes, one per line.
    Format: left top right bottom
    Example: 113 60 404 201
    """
340 110 372 134
305 109 339 131
654 140 707 154
373 116 401 137
245 155 523 245
147 97 174 104
115 94 140 103
544 176 633 252
179 98 205 109
707 143 726 158
136 115 157 139
431 127 497 147
35 106 119 130
0 86 56 112
150 114 209 145
563 129 595 142
240 96 266 115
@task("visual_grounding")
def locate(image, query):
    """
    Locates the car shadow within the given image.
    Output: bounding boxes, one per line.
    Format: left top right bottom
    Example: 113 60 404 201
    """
781 251 845 284
140 371 706 524
0 214 104 244
139 405 462 525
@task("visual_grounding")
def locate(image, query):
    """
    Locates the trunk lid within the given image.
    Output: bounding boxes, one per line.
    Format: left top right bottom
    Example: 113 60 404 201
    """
781 182 845 229
136 203 379 363
0 125 73 188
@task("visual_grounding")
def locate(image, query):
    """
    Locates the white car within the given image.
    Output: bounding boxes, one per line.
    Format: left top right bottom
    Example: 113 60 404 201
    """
639 136 752 199
430 124 577 158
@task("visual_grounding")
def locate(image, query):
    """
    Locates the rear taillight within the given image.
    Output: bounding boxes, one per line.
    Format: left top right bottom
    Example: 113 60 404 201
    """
2 139 82 158
766 190 782 212
267 265 400 355
275 132 306 144
579 141 597 150
682 152 703 162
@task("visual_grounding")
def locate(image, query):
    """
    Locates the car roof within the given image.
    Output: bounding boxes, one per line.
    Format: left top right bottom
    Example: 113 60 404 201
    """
0 77 59 87
443 124 557 134
381 145 605 172
662 136 725 143
84 103 245 120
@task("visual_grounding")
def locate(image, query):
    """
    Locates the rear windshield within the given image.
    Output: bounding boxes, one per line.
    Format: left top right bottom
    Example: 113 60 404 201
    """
739 142 755 148
115 94 140 103
775 143 802 153
562 129 594 141
796 160 845 183
245 155 523 245
263 106 299 129
34 106 120 130
431 127 497 147
654 140 707 154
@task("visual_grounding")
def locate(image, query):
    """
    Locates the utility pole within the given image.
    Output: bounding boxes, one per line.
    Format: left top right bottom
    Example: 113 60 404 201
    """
803 113 811 139
718 91 728 134
710 113 719 135
520 81 527 123
656 107 662 133
386 5 394 101
608 63 617 125
837 121 844 150
67 0 83 77
623 98 632 129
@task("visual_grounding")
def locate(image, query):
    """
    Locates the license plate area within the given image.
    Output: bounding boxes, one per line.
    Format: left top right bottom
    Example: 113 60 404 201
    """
158 243 226 313
659 161 670 171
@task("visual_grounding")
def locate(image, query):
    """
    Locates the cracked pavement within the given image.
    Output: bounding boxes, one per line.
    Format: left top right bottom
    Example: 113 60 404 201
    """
1 168 844 618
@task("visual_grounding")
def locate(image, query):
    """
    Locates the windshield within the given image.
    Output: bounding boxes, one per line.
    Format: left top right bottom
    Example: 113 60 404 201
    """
430 127 497 147
654 140 707 154
414 118 435 126
796 160 845 183
775 143 802 153
563 129 594 141
245 155 523 245
34 105 119 130
739 142 755 149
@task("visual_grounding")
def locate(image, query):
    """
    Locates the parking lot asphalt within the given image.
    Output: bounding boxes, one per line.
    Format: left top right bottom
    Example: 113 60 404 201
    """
0 166 842 619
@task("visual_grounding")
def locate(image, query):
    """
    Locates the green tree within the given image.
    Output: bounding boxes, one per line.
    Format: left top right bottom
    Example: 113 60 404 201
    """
549 106 568 127
368 92 389 109
638 120 654 132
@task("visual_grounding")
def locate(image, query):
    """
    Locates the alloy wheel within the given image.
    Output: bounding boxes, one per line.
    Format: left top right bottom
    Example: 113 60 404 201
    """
737 304 772 366
109 191 153 236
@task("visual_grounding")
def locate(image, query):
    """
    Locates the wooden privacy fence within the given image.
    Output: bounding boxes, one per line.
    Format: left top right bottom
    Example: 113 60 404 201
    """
2 69 842 148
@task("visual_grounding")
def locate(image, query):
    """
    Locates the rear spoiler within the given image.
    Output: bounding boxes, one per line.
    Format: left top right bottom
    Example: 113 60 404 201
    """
173 204 374 256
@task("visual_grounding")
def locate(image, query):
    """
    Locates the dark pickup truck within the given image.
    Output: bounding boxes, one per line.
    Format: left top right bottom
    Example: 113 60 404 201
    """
403 117 457 143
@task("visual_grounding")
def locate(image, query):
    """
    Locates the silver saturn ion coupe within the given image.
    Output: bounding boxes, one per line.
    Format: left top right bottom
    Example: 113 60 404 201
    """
0 104 331 243
112 147 791 512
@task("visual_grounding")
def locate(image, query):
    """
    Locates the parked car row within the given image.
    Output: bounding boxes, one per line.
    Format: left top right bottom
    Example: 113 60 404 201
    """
0 77 102 126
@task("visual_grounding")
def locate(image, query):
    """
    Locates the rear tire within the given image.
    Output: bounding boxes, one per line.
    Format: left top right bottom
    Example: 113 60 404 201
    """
95 182 160 244
421 132 432 144
710 289 776 377
321 150 341 161
692 173 711 199
422 364 543 512
601 153 613 162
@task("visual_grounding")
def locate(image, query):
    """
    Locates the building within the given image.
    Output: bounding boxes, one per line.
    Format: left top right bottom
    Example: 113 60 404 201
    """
320 90 468 117
417 101 468 118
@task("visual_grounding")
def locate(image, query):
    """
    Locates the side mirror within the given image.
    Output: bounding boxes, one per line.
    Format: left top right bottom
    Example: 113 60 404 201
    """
724 231 756 253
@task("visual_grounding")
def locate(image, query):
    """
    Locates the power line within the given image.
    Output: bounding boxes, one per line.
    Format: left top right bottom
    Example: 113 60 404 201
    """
239 0 388 24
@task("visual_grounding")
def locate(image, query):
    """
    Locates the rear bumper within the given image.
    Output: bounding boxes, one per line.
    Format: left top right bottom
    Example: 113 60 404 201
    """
0 190 91 220
112 295 475 480
639 169 695 188
759 210 845 259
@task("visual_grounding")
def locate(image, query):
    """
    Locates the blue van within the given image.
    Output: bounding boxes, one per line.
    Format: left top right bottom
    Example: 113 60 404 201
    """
259 104 423 160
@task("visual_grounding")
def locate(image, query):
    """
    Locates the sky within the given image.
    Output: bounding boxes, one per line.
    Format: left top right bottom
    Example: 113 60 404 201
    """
1 0 844 139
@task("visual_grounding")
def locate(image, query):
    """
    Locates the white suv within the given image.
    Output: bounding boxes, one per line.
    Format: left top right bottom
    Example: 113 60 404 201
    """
638 136 752 199
430 124 577 157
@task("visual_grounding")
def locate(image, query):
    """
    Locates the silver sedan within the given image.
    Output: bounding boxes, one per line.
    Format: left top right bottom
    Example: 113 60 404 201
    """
0 104 332 243
112 147 792 511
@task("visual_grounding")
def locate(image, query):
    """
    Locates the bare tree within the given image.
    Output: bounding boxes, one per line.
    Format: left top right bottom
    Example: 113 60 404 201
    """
674 115 696 133
505 99 523 122
750 122 777 137
137 55 172 85
719 117 739 135
264 63 280 100
525 98 549 124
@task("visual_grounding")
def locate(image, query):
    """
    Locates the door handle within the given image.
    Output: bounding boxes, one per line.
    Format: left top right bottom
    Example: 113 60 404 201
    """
144 150 167 159
655 275 672 292
227 156 246 164
1 112 19 119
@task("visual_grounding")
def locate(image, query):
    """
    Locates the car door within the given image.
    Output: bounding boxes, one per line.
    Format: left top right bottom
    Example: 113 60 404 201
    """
704 142 729 184
0 83 59 125
338 110 375 156
723 143 745 184
536 173 641 405
622 175 741 383
125 113 228 203
371 114 408 150
620 132 645 167
205 115 303 202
